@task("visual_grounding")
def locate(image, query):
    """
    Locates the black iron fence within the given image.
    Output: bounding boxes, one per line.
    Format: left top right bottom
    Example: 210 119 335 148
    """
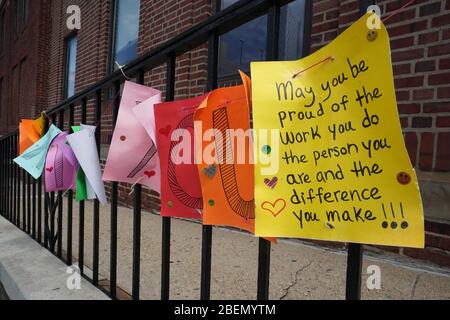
0 0 369 300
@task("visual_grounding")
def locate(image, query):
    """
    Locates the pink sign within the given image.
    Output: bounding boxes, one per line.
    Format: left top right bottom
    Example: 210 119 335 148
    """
103 81 161 192
45 132 78 192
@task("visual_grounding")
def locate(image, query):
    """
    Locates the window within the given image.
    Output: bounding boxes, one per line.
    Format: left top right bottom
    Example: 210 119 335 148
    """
218 0 307 80
15 0 30 33
110 0 140 71
23 0 30 20
64 35 78 98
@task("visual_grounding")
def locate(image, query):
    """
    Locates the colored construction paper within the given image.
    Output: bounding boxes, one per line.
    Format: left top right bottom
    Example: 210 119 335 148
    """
14 124 61 179
194 72 257 233
154 95 207 219
45 132 78 192
67 125 107 204
19 113 46 155
251 13 424 248
71 125 97 201
131 89 162 193
133 91 162 145
103 81 161 192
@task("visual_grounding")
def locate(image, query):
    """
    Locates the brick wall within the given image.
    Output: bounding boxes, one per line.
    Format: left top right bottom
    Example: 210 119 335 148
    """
310 0 450 267
0 0 50 134
311 0 450 174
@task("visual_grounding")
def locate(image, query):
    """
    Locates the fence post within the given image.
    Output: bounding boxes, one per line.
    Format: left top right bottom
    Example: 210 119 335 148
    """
161 53 176 301
93 90 102 286
110 81 121 299
132 68 146 301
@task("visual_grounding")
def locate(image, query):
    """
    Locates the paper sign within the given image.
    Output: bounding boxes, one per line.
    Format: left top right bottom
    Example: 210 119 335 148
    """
19 114 46 155
67 125 107 204
133 92 162 145
103 81 161 192
131 90 162 193
14 124 62 179
71 126 96 201
194 73 257 233
45 132 78 192
251 13 424 248
154 96 207 219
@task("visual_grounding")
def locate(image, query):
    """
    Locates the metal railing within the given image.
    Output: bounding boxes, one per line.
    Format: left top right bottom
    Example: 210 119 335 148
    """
0 0 368 300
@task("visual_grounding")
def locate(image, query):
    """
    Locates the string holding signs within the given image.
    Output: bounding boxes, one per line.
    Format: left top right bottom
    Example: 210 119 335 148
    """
251 13 424 248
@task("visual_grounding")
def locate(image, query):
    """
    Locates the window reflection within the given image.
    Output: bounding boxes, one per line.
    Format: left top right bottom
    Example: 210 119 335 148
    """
65 35 78 98
112 0 140 69
218 0 306 80
218 15 267 79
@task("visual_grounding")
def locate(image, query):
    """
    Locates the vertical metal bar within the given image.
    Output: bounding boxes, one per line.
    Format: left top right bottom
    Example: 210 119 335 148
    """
110 81 121 299
93 90 102 286
132 69 145 300
346 243 363 300
5 139 8 219
79 98 87 274
44 183 49 248
8 138 12 221
37 118 47 243
37 176 42 243
13 135 17 225
22 169 26 231
17 139 21 229
161 54 176 301
344 1 372 301
27 174 31 234
57 110 64 258
1 141 4 217
67 105 75 266
200 29 219 301
256 0 280 301
32 171 36 239
257 239 271 300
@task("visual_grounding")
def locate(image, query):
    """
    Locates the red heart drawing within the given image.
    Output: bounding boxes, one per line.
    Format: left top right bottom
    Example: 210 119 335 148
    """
261 199 286 218
144 171 156 178
46 167 54 173
159 125 171 137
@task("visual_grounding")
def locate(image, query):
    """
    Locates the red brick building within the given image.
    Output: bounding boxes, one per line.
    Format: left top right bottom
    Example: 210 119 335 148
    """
0 0 449 266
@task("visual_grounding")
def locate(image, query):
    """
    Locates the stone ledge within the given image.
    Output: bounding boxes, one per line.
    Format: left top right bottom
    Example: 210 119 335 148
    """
0 216 110 300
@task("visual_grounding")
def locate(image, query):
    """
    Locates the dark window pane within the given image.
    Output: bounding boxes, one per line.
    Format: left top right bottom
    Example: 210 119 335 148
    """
65 36 78 98
218 15 268 79
217 0 306 80
113 0 140 69
15 0 21 32
23 0 30 20
279 0 306 60
221 0 238 9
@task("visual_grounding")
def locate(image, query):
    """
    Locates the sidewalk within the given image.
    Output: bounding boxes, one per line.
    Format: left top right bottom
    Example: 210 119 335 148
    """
7 201 450 300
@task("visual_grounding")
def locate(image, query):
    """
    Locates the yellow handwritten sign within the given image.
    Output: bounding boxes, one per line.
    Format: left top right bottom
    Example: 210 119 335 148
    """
251 13 424 248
